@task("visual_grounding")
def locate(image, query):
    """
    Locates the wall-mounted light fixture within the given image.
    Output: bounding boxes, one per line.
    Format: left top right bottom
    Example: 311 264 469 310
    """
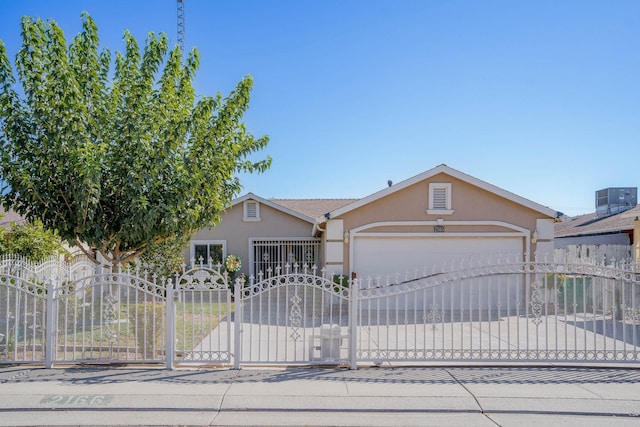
344 230 350 244
532 230 538 244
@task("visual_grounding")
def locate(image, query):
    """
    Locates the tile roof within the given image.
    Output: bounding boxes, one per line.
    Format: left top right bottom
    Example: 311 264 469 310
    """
555 205 640 238
271 199 358 219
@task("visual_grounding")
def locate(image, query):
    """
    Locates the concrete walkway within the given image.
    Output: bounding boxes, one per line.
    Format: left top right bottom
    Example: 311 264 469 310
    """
1 364 640 426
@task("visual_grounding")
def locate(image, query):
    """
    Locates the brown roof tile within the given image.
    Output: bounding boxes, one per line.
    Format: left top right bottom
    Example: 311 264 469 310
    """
555 205 640 237
271 199 358 219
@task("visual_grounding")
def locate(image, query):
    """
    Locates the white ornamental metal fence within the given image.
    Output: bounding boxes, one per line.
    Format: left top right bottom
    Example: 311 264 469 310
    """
356 259 640 363
1 258 639 368
233 264 353 368
0 274 47 364
0 254 96 283
52 269 168 365
169 265 233 366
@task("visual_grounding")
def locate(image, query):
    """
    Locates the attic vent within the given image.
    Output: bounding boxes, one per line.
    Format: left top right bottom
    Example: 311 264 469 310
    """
427 183 454 215
243 200 261 221
432 188 447 209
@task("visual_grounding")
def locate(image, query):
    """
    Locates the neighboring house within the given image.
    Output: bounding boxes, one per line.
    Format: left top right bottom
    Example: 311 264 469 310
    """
555 205 640 248
0 207 26 229
554 187 640 263
188 164 558 278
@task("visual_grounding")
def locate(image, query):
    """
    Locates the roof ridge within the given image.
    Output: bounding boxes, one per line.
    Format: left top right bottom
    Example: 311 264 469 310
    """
271 197 359 200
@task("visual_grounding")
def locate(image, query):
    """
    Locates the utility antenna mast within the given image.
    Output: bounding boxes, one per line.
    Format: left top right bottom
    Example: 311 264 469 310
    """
177 0 185 53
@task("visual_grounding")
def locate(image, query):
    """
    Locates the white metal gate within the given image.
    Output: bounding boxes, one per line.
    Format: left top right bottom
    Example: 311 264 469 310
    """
52 269 168 365
356 259 640 364
2 257 639 368
233 264 353 367
170 265 233 366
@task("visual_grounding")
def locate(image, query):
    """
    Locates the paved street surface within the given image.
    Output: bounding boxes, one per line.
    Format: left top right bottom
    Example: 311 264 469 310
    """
1 364 639 426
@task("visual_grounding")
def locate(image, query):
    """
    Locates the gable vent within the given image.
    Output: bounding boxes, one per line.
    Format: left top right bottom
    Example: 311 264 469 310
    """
246 201 258 218
243 200 261 221
432 188 448 209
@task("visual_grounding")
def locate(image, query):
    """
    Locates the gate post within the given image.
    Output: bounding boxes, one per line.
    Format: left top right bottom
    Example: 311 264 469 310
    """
233 276 243 370
348 278 359 370
45 279 55 368
165 277 175 370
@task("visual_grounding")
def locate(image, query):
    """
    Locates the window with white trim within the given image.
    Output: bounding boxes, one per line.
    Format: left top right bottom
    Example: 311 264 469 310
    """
427 183 454 214
243 200 261 221
191 240 226 265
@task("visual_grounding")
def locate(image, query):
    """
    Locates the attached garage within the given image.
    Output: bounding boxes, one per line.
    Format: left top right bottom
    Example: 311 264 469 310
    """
352 233 524 278
315 165 558 278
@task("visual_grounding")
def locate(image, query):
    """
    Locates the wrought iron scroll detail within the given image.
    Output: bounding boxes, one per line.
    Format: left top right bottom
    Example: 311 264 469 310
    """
424 304 442 330
103 291 119 351
530 281 544 326
289 287 302 341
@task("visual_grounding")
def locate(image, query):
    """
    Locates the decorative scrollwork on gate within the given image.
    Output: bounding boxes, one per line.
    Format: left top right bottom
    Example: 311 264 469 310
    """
424 304 442 330
179 268 228 290
289 288 302 341
530 281 544 326
103 291 119 347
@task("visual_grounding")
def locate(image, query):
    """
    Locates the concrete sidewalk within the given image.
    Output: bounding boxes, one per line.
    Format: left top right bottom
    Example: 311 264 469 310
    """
1 365 640 426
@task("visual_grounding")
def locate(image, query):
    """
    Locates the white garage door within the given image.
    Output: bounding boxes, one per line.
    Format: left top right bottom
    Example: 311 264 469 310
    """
352 235 523 278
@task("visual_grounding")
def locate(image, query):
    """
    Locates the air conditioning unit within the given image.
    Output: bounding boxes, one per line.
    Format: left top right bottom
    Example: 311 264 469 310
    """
595 187 637 218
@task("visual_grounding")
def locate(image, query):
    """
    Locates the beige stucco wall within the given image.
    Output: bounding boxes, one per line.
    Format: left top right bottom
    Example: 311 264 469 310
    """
333 172 552 273
184 201 314 275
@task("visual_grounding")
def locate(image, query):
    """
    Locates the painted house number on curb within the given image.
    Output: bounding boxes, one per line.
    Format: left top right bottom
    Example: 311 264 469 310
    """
40 395 113 406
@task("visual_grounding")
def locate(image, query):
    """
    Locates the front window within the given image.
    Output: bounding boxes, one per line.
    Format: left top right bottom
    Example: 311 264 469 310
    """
250 238 321 276
191 240 226 265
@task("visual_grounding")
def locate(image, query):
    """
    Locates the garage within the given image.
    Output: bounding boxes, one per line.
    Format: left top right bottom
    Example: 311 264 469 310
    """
316 165 557 282
352 234 524 278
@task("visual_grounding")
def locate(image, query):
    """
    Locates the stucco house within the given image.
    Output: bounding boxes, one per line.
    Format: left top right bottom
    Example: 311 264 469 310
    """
186 164 558 278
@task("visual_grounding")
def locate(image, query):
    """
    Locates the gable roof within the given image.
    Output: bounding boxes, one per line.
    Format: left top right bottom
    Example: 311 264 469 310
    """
318 164 558 222
555 205 640 238
231 193 316 223
231 193 356 224
272 198 357 219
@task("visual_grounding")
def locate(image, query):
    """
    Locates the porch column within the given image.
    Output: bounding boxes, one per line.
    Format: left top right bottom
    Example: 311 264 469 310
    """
325 219 345 275
533 218 554 261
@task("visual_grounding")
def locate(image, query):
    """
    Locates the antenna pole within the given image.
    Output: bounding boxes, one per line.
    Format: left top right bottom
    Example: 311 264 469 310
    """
177 0 185 53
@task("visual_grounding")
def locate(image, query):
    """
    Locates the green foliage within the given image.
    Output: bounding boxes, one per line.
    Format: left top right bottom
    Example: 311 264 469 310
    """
0 13 270 266
132 234 190 279
0 218 68 262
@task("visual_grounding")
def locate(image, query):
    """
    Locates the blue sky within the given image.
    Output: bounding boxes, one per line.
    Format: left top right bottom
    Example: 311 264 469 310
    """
1 1 639 217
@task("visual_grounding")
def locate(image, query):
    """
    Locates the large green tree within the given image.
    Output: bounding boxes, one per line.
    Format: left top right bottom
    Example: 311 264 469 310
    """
0 13 270 266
